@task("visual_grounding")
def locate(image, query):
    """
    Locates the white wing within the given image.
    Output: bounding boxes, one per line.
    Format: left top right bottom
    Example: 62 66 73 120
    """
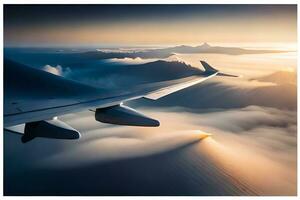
4 60 218 127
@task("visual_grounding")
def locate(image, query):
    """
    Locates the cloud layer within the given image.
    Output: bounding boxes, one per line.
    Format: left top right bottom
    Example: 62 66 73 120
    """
9 105 291 195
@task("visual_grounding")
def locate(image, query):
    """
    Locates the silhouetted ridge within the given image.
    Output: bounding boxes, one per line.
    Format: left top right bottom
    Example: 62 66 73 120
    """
142 60 194 69
122 60 202 81
81 50 174 59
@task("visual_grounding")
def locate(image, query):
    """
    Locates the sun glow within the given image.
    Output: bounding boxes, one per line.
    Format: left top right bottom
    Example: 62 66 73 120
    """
195 130 212 140
197 136 296 195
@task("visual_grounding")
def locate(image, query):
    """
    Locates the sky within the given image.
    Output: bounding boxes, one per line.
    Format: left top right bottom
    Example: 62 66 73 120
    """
4 5 297 47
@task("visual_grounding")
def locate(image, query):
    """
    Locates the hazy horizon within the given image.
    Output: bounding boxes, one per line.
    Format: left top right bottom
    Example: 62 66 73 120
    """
4 42 297 52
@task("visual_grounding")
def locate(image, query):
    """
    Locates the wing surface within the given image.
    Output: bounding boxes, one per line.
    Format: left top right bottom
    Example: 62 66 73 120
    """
4 59 216 127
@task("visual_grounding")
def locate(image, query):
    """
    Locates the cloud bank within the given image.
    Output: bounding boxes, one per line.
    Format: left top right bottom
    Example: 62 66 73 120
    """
20 105 294 195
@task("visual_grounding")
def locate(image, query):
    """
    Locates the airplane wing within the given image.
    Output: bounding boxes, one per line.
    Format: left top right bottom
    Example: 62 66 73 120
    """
4 59 233 142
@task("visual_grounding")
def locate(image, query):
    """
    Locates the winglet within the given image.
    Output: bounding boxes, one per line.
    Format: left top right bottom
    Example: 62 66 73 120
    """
200 61 239 77
200 61 218 73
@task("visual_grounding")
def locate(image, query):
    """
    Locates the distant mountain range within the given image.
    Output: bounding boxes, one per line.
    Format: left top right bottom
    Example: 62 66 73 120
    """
4 43 290 65
151 43 288 55
84 43 289 59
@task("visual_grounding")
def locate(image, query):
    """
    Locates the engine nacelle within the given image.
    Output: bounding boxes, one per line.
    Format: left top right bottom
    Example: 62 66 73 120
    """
95 104 160 127
22 118 81 143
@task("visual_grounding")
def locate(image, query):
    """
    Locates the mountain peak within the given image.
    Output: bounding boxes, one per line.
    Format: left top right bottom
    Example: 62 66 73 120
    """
200 42 211 48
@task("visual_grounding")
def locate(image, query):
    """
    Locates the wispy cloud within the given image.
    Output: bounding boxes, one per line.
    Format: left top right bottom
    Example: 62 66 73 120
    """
43 64 71 77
